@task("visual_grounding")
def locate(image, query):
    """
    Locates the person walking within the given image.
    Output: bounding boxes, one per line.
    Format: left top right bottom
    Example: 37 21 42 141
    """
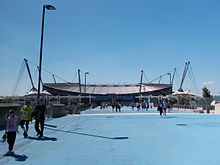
112 103 115 111
34 99 47 138
5 110 18 155
115 103 118 112
131 102 135 110
20 101 34 138
167 101 171 112
146 99 149 110
163 99 167 116
136 102 140 111
141 102 145 110
157 101 163 117
118 103 121 112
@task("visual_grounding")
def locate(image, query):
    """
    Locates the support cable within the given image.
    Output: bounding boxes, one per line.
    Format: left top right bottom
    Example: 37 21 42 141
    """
189 65 199 95
71 72 77 83
143 72 149 83
28 60 68 83
12 61 25 96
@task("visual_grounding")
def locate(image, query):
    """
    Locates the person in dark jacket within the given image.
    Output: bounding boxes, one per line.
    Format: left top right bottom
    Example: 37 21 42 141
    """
157 101 163 117
34 99 47 138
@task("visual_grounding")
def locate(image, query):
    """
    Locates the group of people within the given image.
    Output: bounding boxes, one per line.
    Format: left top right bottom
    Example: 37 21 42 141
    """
157 100 171 117
101 100 171 117
3 99 47 155
131 100 150 111
112 103 122 112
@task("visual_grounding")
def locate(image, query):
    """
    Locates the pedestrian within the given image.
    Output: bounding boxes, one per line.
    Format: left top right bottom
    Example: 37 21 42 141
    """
136 102 140 111
20 101 34 138
167 101 171 112
131 102 135 110
146 99 149 110
163 99 167 116
34 99 47 138
141 102 145 110
115 103 118 112
112 103 115 111
157 101 163 117
118 103 121 112
5 110 18 155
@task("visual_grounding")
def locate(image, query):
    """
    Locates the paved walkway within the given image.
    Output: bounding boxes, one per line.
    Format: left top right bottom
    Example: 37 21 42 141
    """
0 108 220 165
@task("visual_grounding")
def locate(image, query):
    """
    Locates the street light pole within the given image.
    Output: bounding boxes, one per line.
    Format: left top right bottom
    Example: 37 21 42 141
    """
37 5 56 99
85 72 89 94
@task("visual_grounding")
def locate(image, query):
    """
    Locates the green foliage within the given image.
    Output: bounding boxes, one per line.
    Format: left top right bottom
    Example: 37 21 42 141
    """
2 98 13 103
177 97 190 105
202 87 212 98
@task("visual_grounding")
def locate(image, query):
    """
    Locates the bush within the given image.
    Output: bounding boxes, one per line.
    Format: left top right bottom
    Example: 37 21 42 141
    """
2 98 13 103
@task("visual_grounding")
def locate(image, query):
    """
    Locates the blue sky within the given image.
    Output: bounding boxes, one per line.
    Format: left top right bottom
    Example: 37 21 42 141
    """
1 0 220 96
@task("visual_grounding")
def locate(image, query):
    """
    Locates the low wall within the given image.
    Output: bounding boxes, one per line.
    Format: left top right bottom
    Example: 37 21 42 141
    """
214 104 220 114
66 104 92 114
47 104 66 118
0 103 21 130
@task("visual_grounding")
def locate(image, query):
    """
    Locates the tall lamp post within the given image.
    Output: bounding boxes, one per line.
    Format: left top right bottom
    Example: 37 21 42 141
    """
37 5 56 99
85 72 89 94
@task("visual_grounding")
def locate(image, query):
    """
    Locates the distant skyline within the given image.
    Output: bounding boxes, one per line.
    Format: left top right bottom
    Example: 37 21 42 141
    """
1 0 220 96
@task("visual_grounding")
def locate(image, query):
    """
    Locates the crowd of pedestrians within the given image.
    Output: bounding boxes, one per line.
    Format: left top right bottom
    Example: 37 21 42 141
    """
108 99 171 115
3 98 47 156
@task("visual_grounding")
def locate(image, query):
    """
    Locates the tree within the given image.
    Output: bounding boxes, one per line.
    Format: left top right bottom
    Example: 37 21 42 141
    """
2 98 13 103
202 87 212 98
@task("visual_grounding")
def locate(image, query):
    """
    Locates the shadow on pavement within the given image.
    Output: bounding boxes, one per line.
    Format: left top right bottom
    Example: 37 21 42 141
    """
28 136 57 141
44 124 58 128
4 153 28 161
45 127 129 140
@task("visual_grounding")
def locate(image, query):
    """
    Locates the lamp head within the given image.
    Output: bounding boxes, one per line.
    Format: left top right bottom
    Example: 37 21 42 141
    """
44 5 56 10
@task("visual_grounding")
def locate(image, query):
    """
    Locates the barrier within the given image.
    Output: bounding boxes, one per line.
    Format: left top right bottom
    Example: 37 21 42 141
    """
47 104 66 118
214 104 220 114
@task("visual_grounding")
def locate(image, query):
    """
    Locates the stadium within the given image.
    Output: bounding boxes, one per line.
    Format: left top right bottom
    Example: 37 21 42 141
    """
42 83 173 102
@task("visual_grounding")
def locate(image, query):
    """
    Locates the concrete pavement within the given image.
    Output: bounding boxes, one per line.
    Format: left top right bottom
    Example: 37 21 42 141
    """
1 107 220 165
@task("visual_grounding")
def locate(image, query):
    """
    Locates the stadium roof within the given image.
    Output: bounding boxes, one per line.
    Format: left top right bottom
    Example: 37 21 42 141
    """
43 83 172 95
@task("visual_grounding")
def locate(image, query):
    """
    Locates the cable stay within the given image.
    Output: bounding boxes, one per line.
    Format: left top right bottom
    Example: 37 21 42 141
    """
188 65 199 95
143 72 149 83
37 66 43 85
67 72 78 90
171 68 176 84
71 72 77 83
33 67 38 89
12 60 25 96
28 60 68 83
174 70 180 92
149 68 175 84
